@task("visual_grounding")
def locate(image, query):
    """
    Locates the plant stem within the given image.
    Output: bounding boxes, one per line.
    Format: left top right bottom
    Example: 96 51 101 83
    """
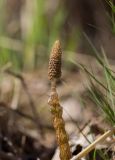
48 80 72 160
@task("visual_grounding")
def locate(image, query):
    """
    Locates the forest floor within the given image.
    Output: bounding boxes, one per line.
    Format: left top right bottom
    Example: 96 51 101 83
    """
0 54 114 160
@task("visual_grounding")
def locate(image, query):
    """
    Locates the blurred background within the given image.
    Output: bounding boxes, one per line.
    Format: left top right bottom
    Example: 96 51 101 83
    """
0 1 114 159
0 0 115 70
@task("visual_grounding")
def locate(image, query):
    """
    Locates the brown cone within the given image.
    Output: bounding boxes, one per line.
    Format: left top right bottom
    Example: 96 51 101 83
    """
48 40 62 80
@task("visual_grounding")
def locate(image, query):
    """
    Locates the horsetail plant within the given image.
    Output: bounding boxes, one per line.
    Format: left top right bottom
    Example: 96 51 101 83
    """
48 40 72 160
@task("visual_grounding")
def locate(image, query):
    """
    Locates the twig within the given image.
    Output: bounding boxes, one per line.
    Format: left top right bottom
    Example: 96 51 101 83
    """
0 62 12 73
10 79 21 110
3 69 43 135
0 102 34 122
71 127 115 160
